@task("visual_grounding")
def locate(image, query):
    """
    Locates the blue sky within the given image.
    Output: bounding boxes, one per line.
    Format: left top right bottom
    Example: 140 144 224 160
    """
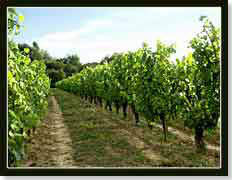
13 7 221 63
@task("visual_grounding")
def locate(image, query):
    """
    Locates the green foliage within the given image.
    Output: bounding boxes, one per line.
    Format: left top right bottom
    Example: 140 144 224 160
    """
17 41 83 87
62 54 81 65
176 16 220 149
63 63 79 77
18 42 53 62
8 8 24 37
47 68 65 88
45 59 82 87
56 41 177 141
134 41 176 121
56 17 220 150
8 9 50 166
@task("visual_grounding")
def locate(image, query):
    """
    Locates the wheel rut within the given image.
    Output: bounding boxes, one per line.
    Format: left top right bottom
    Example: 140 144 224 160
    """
23 96 75 167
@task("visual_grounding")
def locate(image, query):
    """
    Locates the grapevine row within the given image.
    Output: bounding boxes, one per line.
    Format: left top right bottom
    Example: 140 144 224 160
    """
8 9 50 166
56 16 220 150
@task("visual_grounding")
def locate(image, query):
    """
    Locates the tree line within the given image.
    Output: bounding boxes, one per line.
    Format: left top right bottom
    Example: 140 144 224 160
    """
18 42 83 87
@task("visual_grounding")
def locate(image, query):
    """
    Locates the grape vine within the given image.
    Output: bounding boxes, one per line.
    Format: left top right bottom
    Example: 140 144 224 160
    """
8 9 50 166
56 16 220 150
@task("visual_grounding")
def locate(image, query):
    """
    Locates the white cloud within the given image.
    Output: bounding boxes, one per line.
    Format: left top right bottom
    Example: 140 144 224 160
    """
38 19 113 49
36 7 220 64
46 19 112 42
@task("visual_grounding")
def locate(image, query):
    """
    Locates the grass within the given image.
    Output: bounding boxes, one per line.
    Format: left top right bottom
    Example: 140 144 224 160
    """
166 117 220 146
49 88 220 167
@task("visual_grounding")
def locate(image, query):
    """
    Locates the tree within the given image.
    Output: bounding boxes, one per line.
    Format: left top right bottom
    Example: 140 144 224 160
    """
32 41 39 50
18 42 43 61
64 64 78 77
41 49 53 61
63 54 81 65
47 69 65 88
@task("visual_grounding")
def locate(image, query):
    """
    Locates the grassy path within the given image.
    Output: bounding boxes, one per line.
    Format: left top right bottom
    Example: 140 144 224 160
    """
22 96 75 167
154 124 220 151
22 88 220 167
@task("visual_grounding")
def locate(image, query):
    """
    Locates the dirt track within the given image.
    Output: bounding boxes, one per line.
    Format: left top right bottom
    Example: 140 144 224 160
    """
23 96 75 167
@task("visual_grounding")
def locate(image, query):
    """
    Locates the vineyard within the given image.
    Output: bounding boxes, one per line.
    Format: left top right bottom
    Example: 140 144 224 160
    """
8 9 50 166
56 16 220 150
8 9 220 167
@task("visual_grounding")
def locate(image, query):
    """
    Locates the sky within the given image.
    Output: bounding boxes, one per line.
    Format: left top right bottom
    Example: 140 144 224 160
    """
13 7 221 64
